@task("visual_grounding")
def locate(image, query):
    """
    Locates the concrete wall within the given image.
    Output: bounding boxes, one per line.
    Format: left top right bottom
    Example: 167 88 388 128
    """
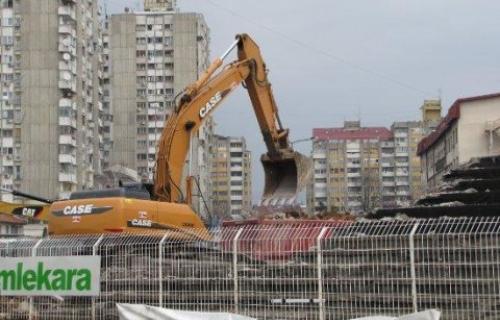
458 97 500 163
19 0 60 198
109 14 138 169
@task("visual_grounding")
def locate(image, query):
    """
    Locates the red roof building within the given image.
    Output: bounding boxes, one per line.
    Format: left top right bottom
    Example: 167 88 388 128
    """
313 127 393 141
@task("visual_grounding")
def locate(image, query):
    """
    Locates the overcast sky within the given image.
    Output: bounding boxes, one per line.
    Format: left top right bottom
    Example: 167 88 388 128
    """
104 0 500 202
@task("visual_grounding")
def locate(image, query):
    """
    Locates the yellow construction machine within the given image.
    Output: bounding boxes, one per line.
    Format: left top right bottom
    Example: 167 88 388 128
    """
45 34 310 236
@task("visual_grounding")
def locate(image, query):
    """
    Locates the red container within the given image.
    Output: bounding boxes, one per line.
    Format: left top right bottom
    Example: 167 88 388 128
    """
221 219 353 262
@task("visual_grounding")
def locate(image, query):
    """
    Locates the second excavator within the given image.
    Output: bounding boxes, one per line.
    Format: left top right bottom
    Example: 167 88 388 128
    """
45 33 310 235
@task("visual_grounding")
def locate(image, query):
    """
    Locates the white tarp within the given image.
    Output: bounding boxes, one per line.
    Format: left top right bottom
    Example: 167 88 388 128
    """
116 304 256 320
353 309 441 320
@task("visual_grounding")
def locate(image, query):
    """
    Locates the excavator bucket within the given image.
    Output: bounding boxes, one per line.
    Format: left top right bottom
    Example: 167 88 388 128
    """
261 151 312 206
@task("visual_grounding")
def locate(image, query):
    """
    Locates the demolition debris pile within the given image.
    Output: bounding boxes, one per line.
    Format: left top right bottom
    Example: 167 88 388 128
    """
375 155 500 218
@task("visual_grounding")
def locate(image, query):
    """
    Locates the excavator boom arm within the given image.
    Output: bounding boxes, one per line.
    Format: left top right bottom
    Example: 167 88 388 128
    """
155 34 309 205
155 61 251 202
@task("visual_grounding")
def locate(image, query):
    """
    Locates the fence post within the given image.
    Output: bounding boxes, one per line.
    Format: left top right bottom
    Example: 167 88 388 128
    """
317 227 328 320
158 232 169 308
409 222 419 313
92 235 104 320
233 228 243 314
29 238 43 320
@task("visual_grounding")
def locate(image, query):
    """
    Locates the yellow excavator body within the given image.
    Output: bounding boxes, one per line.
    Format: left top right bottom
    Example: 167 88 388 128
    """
48 197 209 239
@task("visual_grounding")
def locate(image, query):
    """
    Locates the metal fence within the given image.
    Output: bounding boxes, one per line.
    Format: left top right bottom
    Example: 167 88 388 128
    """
1 217 500 319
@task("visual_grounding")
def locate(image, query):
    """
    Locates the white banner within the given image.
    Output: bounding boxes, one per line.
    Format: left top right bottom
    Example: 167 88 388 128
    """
0 256 100 296
116 304 257 320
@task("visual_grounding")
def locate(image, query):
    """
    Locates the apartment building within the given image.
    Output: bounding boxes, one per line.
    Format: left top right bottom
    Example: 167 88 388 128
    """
101 22 112 171
309 102 442 215
418 93 500 192
0 0 105 200
308 121 392 214
211 135 252 218
108 6 213 216
388 121 425 207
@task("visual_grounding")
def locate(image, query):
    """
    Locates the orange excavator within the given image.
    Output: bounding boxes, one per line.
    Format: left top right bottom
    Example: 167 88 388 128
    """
43 34 309 236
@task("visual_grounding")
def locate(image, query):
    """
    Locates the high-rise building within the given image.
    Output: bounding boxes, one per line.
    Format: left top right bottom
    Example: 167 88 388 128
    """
0 0 105 200
101 22 113 171
308 121 392 214
308 109 441 215
388 121 426 207
107 5 213 216
211 135 252 218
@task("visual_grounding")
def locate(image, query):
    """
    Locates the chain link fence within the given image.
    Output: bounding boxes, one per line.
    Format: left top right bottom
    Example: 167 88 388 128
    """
0 217 499 319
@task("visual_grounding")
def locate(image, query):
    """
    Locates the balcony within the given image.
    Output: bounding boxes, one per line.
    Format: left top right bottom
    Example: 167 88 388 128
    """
314 172 327 179
347 201 362 208
1 119 14 128
58 42 76 55
59 134 77 146
314 191 327 198
58 79 76 92
58 24 76 37
315 182 327 189
1 138 13 148
58 6 76 20
347 172 361 178
381 161 394 168
59 98 76 110
59 154 76 165
58 116 77 128
59 61 76 74
59 172 77 183
381 171 394 177
347 162 361 168
2 155 13 167
396 172 409 179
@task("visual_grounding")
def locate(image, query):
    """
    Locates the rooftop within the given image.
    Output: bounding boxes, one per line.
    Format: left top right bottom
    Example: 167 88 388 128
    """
313 126 392 141
417 92 500 155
